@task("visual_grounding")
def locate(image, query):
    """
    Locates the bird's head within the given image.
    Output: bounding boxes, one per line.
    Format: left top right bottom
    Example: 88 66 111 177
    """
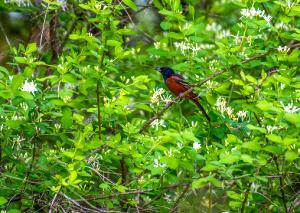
155 67 174 80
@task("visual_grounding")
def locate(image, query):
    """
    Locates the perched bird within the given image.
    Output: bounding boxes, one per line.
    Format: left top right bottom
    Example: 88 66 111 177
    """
156 67 210 122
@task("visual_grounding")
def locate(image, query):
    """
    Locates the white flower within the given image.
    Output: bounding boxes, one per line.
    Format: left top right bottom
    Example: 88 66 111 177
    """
277 46 290 54
241 7 272 25
287 0 295 9
193 142 201 150
154 42 161 49
281 101 300 113
63 96 71 103
226 106 235 119
57 0 67 11
20 102 28 110
164 149 173 157
4 0 32 6
21 80 38 94
216 29 231 40
266 125 279 134
179 22 193 32
161 94 173 104
150 88 165 104
275 22 292 31
215 97 227 114
237 110 247 120
150 119 166 130
191 121 198 127
206 22 222 32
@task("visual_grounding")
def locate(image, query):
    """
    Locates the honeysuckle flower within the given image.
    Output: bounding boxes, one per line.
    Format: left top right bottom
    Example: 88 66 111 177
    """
21 80 38 94
240 7 272 24
150 119 166 130
275 22 292 31
287 0 295 9
150 88 165 104
191 121 198 128
277 46 290 54
237 110 247 121
216 29 231 39
281 101 300 113
215 97 227 114
164 149 173 157
4 0 32 6
206 22 222 32
57 0 67 11
193 142 201 150
266 125 279 134
161 94 173 104
20 102 28 111
63 96 71 103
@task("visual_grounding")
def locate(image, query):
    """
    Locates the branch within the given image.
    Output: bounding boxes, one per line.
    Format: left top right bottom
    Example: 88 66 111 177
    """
79 183 189 202
138 42 300 133
241 182 251 213
118 0 155 43
49 187 61 213
274 156 288 213
169 184 190 213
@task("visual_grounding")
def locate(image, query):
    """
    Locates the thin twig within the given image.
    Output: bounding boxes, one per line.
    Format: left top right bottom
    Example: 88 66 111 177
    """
40 4 49 48
274 157 288 213
118 0 155 43
80 183 189 202
169 184 190 213
49 187 61 213
241 182 251 213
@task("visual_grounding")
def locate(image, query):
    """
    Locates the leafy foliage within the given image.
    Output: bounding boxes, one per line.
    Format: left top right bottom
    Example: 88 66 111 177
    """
0 0 299 212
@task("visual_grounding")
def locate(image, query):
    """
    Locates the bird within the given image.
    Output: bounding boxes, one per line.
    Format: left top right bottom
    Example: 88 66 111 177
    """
155 67 210 122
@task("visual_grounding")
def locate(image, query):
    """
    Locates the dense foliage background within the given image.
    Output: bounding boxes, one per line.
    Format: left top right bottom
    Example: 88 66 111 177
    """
0 0 299 212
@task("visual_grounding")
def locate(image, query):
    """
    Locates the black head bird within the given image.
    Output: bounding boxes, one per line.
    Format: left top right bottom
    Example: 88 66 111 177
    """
155 66 210 121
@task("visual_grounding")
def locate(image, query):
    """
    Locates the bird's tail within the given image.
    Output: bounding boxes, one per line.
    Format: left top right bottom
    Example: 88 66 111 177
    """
192 99 211 122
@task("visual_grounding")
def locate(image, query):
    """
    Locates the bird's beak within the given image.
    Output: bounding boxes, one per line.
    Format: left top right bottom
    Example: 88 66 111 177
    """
155 67 161 72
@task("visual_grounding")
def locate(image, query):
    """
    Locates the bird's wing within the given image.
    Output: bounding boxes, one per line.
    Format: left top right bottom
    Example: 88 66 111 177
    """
171 75 191 90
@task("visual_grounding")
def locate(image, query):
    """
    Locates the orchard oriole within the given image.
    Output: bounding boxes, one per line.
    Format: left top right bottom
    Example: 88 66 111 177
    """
156 67 210 122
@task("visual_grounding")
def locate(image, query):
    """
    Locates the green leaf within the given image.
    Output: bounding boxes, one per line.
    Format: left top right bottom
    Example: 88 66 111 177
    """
263 145 283 154
284 113 300 125
266 134 282 143
227 191 241 200
25 43 37 54
220 153 240 164
241 154 253 163
246 124 266 134
107 40 122 46
69 171 77 182
161 156 178 169
122 0 137 11
167 32 184 39
61 108 73 128
242 141 261 151
14 57 27 64
0 196 7 205
285 151 298 161
256 100 280 112
192 177 208 188
11 74 24 91
0 66 9 75
160 21 172 30
283 137 297 146
62 73 77 83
